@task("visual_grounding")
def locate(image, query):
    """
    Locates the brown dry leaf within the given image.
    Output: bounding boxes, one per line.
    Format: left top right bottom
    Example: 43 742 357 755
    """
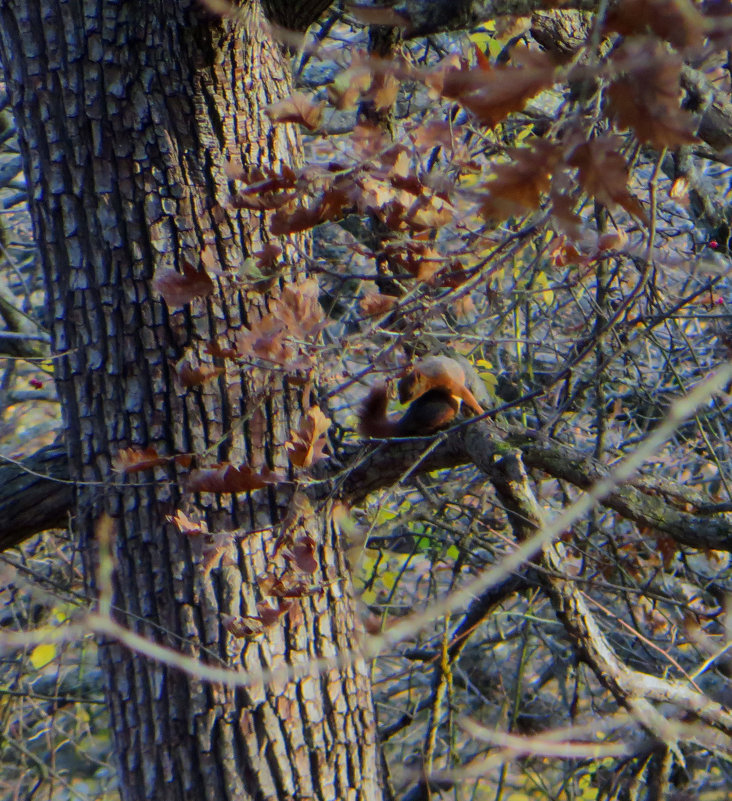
153 260 215 308
223 159 245 180
327 65 373 110
177 361 225 387
286 406 331 468
272 279 327 341
366 71 400 112
167 510 208 536
230 190 298 211
655 534 680 570
230 166 298 210
253 244 282 269
596 231 629 251
360 293 398 317
351 123 390 159
478 141 560 221
259 571 311 597
174 453 194 468
549 191 583 240
201 533 236 575
473 42 492 71
434 48 555 128
266 92 324 131
355 173 401 214
452 295 476 321
288 535 318 575
188 463 281 493
256 600 290 626
567 136 648 223
205 341 238 359
387 241 445 282
391 172 423 196
236 316 293 367
437 260 468 289
606 38 697 148
605 0 706 49
269 187 351 235
405 195 454 231
115 447 167 473
408 120 459 152
200 245 217 272
380 144 410 177
239 166 298 194
222 614 265 638
546 235 584 268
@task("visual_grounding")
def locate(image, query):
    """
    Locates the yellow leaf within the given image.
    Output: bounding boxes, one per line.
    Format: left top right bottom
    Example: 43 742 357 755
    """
468 24 495 53
375 508 397 526
29 643 56 669
361 587 377 605
480 371 498 397
381 570 397 591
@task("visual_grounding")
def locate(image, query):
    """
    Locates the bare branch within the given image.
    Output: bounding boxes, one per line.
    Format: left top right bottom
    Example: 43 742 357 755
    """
484 448 732 744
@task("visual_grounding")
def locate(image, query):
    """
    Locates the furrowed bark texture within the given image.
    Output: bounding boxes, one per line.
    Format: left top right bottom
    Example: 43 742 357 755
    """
0 1 383 800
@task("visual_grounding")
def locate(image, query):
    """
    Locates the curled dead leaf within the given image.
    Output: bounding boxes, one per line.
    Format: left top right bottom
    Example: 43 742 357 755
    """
360 293 398 317
167 510 208 536
286 407 331 468
188 463 282 493
153 260 215 308
259 571 311 598
288 536 318 575
266 92 324 131
115 447 167 473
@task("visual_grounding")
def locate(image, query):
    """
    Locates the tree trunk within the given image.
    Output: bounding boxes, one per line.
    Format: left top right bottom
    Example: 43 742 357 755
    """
0 1 384 799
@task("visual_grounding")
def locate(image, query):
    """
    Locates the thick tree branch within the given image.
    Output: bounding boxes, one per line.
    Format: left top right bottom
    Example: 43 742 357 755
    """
372 0 601 38
260 0 335 30
529 11 732 159
322 420 732 552
351 2 732 164
508 428 732 552
5 416 732 555
0 443 72 551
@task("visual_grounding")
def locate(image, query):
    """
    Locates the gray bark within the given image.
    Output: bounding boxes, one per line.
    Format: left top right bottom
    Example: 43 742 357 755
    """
0 1 384 799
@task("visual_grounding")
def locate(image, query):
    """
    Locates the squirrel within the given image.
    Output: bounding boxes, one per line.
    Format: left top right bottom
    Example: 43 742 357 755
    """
359 356 484 438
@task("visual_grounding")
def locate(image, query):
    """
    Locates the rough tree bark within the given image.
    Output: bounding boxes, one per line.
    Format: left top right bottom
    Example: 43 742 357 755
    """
0 1 385 800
